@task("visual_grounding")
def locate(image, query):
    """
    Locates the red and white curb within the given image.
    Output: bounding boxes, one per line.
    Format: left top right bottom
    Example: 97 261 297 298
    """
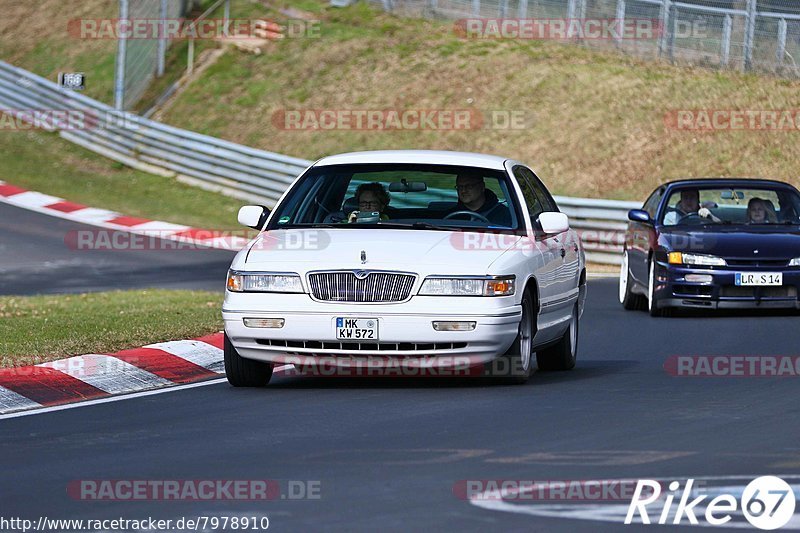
0 333 294 414
0 333 227 414
0 180 249 251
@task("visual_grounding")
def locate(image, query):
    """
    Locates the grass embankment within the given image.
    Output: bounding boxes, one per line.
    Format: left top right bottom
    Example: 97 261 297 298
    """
0 290 223 367
157 0 800 201
0 129 243 229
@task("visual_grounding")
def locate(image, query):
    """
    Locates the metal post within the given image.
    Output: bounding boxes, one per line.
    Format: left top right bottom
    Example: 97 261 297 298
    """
721 13 732 66
223 0 231 36
658 0 671 57
157 0 167 77
670 5 678 60
428 0 438 15
517 0 527 18
472 0 480 17
499 0 508 18
776 18 787 65
743 0 757 71
114 0 129 110
615 0 626 47
567 0 576 20
188 39 195 75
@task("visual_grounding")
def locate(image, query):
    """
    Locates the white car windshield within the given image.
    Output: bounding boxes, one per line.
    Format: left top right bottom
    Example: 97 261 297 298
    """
268 164 521 230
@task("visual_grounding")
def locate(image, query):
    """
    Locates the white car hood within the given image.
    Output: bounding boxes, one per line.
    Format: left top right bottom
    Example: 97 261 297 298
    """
244 228 521 274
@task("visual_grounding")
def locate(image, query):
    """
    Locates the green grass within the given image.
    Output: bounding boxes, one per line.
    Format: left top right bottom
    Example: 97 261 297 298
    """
0 129 244 229
0 290 223 366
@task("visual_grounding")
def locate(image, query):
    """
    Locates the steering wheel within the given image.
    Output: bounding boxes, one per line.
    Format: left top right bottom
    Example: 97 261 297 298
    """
443 210 491 223
676 212 704 224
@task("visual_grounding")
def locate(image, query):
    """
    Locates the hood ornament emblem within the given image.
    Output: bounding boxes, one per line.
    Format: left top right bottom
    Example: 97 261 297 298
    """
361 250 367 264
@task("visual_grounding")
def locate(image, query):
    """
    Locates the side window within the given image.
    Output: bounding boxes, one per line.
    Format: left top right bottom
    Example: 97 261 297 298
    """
643 189 663 218
513 166 558 220
513 166 544 220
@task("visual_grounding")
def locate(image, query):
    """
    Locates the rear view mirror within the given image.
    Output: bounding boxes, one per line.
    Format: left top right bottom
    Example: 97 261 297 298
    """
628 209 652 224
238 205 270 229
538 212 569 234
720 190 745 200
389 179 427 192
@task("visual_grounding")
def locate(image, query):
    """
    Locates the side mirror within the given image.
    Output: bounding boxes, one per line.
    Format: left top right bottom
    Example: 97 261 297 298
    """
238 205 270 230
628 209 652 224
538 212 569 234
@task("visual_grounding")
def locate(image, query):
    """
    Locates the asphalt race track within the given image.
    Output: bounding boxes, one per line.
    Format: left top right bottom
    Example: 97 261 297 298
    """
0 202 234 295
2 278 798 531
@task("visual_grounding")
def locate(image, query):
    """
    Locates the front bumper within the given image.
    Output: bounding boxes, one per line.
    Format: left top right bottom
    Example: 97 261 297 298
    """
653 262 800 310
223 292 522 368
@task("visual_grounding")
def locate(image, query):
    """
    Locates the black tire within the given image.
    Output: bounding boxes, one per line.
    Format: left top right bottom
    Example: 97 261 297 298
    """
486 290 535 384
224 333 274 387
619 250 645 311
536 303 579 371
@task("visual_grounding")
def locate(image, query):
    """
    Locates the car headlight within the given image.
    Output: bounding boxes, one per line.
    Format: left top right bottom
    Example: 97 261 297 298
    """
789 257 800 267
418 276 515 296
226 271 304 293
667 252 727 266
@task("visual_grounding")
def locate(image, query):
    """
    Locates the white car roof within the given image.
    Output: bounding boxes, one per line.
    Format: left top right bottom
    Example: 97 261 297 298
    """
313 150 509 170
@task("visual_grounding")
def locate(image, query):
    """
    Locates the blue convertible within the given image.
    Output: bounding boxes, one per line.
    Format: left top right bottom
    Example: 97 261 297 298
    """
619 178 800 316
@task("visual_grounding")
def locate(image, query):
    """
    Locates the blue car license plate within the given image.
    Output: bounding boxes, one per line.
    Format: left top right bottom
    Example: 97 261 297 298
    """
735 272 782 286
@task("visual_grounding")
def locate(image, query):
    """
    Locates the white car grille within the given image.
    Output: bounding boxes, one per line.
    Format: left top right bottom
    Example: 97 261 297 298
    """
308 271 416 302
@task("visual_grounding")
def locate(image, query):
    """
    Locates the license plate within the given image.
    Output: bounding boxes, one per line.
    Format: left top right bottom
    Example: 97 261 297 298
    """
336 318 378 340
735 272 783 286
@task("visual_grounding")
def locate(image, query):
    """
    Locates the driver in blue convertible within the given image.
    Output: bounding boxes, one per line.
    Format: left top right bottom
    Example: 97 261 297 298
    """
453 174 512 226
663 189 722 225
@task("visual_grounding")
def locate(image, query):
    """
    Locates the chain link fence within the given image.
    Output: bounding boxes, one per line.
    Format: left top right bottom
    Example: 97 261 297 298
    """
114 0 193 110
375 0 800 77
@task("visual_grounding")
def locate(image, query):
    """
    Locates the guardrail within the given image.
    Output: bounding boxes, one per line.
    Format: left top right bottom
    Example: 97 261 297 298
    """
0 59 633 265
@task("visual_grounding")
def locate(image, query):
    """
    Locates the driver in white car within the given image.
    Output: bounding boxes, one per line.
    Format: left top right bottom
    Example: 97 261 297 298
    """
453 175 512 226
663 189 722 225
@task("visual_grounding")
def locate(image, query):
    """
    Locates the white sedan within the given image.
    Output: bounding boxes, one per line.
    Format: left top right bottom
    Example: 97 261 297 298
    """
223 150 586 385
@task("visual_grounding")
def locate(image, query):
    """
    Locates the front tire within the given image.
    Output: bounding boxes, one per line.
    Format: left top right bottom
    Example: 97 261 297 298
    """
647 260 667 317
224 333 274 387
487 290 535 384
537 303 578 371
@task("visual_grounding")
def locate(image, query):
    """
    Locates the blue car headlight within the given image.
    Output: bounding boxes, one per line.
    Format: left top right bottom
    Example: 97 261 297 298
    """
668 252 727 267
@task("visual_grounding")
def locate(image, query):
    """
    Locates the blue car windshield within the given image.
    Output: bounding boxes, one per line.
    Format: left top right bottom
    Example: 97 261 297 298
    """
268 164 522 231
660 186 800 226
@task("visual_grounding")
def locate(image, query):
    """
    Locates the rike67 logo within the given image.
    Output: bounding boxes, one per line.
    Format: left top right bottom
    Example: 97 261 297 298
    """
626 476 797 530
